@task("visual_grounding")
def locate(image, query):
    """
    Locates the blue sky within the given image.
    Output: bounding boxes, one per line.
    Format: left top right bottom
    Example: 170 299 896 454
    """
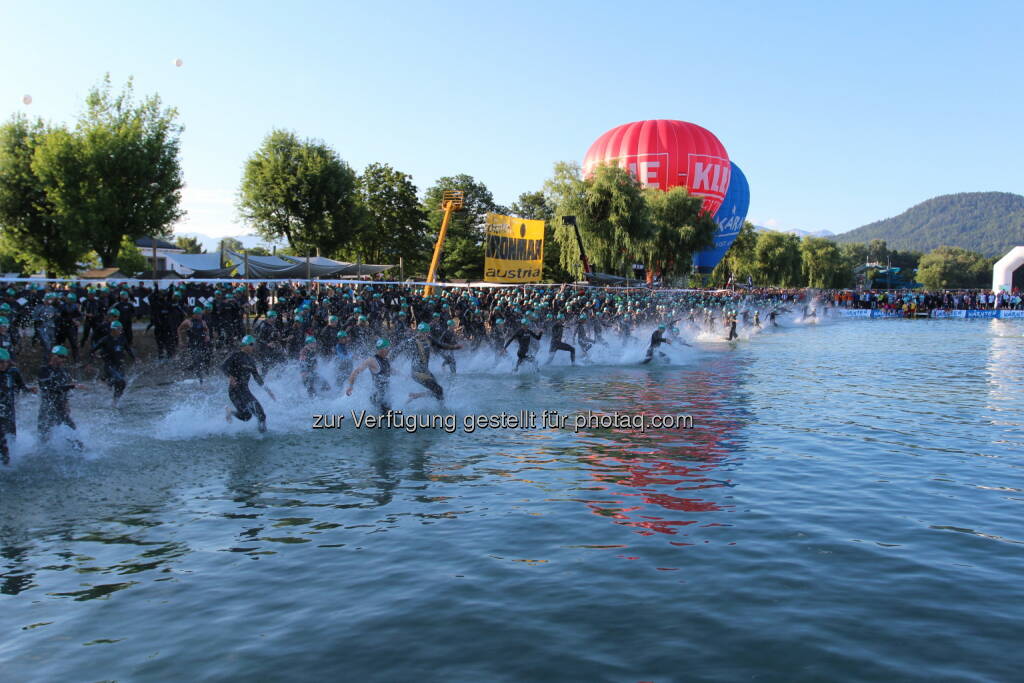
2 0 1021 242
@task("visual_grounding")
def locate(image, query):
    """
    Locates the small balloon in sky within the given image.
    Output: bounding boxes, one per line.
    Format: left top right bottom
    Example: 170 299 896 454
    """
173 57 183 67
22 94 32 105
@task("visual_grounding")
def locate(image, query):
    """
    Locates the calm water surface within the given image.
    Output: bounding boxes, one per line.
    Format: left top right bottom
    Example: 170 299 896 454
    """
1 318 1022 682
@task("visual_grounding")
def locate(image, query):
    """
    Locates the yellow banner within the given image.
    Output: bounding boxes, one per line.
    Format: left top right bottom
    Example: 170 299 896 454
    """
484 213 544 283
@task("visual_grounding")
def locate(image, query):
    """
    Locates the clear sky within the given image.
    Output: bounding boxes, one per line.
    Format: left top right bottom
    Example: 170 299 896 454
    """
2 0 1022 241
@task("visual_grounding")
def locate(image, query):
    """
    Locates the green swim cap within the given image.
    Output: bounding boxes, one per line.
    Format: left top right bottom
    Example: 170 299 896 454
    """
375 338 390 349
521 318 529 325
417 322 430 332
193 306 204 314
446 320 455 326
358 315 367 321
328 315 338 323
336 330 348 339
305 335 316 344
51 345 70 357
108 308 120 316
240 335 256 346
0 348 9 361
110 321 123 329
267 310 277 318
0 317 8 326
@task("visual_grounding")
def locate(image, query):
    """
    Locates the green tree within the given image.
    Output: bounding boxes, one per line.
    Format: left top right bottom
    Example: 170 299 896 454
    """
800 236 849 288
916 245 992 289
545 162 653 279
643 186 716 280
238 129 363 255
174 235 205 253
422 174 497 280
711 221 759 286
510 190 568 282
754 231 803 286
343 162 428 270
115 235 149 275
0 115 90 275
32 75 184 267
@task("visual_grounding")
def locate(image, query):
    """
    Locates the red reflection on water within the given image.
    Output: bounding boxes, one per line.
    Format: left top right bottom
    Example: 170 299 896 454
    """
579 365 744 539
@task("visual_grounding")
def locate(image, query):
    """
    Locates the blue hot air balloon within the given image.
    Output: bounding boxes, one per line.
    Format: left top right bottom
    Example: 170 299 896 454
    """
695 161 749 274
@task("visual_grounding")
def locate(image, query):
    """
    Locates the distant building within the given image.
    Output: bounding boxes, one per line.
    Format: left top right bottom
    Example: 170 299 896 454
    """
134 237 193 275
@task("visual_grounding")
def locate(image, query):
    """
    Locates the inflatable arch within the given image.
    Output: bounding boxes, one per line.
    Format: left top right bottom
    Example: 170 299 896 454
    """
993 246 1024 292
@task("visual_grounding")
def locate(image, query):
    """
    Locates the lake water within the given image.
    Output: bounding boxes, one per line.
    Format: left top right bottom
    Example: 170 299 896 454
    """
1 316 1022 681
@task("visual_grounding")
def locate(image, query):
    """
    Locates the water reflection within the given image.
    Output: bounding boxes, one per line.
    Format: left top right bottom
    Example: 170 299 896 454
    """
570 355 750 539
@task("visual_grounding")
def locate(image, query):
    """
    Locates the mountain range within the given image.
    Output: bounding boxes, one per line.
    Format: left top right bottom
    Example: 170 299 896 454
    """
756 226 835 239
832 192 1024 257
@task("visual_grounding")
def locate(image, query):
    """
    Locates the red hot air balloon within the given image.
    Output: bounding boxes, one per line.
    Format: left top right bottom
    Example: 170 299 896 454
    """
582 119 730 215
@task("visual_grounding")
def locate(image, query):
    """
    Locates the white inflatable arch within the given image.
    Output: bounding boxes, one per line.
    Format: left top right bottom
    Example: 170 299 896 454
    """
993 246 1024 291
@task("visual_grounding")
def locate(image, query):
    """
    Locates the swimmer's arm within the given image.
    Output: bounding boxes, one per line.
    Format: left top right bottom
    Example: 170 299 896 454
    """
345 357 375 394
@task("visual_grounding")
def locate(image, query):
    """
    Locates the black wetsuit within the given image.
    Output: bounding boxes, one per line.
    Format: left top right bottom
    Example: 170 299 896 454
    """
185 319 211 382
547 321 575 364
641 329 670 364
410 336 457 401
335 341 354 383
370 353 391 412
505 327 542 371
222 350 267 430
0 365 29 464
37 364 79 443
91 333 135 401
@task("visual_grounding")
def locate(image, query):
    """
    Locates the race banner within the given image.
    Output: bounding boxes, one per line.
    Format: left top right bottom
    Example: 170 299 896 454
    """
484 213 544 283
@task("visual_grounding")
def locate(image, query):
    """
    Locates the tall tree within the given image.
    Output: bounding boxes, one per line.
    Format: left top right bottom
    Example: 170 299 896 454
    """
545 162 652 279
343 162 428 270
0 115 90 275
711 221 759 286
238 129 363 256
753 231 803 286
643 186 717 280
422 174 496 280
32 75 184 267
916 246 992 289
115 235 149 275
800 236 849 288
174 235 205 253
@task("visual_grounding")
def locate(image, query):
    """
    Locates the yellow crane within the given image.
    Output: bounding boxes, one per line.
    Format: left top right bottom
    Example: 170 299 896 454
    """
423 190 464 297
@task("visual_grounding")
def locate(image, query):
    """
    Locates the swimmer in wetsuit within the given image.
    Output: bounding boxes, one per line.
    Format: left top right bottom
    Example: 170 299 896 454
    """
223 335 276 432
178 307 212 383
346 337 393 412
334 330 354 387
726 311 739 341
641 324 673 364
0 347 36 464
89 320 135 407
299 335 329 397
503 319 542 372
37 345 86 449
407 322 461 404
545 313 575 365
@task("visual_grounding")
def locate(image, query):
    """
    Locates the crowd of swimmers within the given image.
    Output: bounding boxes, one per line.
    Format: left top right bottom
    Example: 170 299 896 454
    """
0 281 811 460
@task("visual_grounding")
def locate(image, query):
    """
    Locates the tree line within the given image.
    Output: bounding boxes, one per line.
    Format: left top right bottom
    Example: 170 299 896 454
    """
710 230 997 290
0 76 1004 289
